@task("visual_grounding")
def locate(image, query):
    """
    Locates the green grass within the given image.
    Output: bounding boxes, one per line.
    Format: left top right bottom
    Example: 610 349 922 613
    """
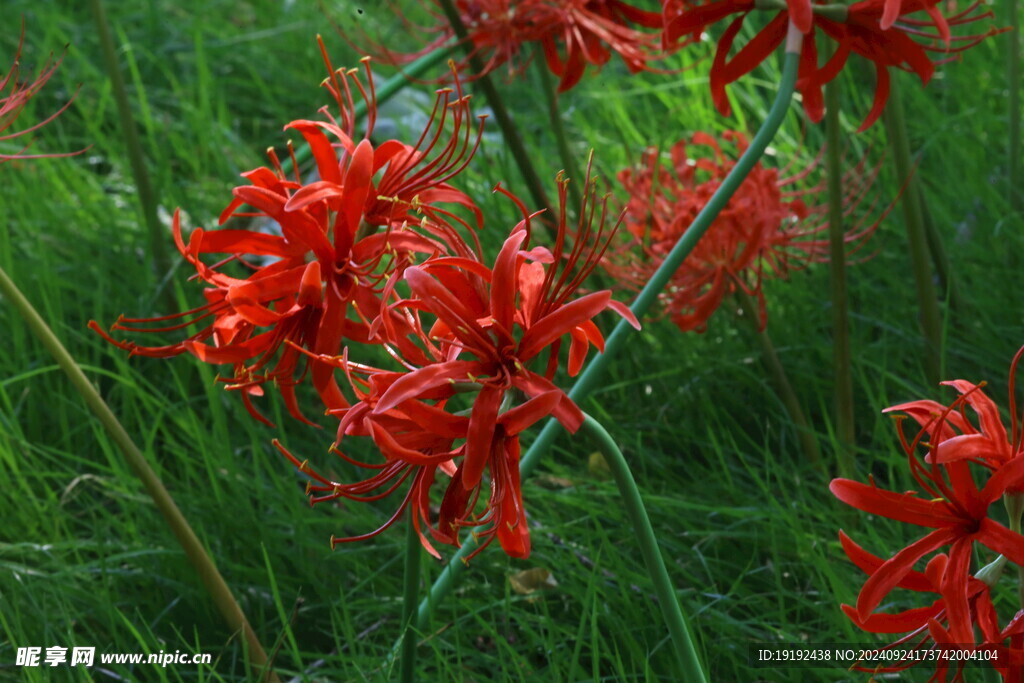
2 1 1022 681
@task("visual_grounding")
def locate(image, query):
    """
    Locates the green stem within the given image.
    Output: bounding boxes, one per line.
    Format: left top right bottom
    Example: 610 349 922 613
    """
882 84 943 387
579 415 707 681
0 266 278 682
413 25 804 633
88 0 171 279
733 289 822 469
437 0 554 223
919 196 962 312
534 44 584 213
399 507 422 683
825 80 854 478
287 45 457 173
1009 0 1022 213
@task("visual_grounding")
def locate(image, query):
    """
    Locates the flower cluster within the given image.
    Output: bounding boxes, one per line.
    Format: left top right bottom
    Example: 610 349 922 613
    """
93 44 637 559
662 0 1002 129
833 347 1024 680
91 43 485 425
602 131 877 332
368 0 667 91
276 169 638 559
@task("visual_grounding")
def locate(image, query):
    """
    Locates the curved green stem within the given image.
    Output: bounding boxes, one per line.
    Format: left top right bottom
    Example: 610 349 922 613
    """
534 44 584 212
919 198 962 312
882 84 943 387
413 25 803 633
825 80 854 478
399 507 422 683
733 289 822 470
88 0 170 279
579 415 707 681
437 0 554 224
0 266 278 682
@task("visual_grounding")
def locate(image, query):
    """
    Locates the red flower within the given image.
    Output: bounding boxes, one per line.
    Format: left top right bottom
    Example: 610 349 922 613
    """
278 171 638 559
833 380 1024 656
2 21 81 161
371 0 667 91
884 345 1024 472
274 372 561 559
370 173 638 493
662 0 1001 129
91 45 483 424
272 358 462 559
832 462 1024 645
838 531 996 680
602 131 876 332
835 348 1024 680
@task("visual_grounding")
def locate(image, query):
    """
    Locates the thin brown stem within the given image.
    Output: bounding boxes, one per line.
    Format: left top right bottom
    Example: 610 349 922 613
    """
0 266 278 682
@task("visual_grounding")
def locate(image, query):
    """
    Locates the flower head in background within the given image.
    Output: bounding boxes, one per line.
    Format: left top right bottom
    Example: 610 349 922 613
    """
278 169 638 560
2 21 82 162
366 0 668 91
91 43 484 424
662 0 1003 130
602 131 876 332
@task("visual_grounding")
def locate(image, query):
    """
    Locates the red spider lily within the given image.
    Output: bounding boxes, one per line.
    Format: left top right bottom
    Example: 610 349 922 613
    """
90 44 483 424
274 377 560 559
884 346 1024 474
272 370 461 559
282 42 486 232
841 530 1024 681
369 0 667 92
278 172 638 559
371 174 639 493
602 131 877 332
2 21 82 161
831 391 1024 650
836 349 1024 681
838 531 998 681
662 0 1002 130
